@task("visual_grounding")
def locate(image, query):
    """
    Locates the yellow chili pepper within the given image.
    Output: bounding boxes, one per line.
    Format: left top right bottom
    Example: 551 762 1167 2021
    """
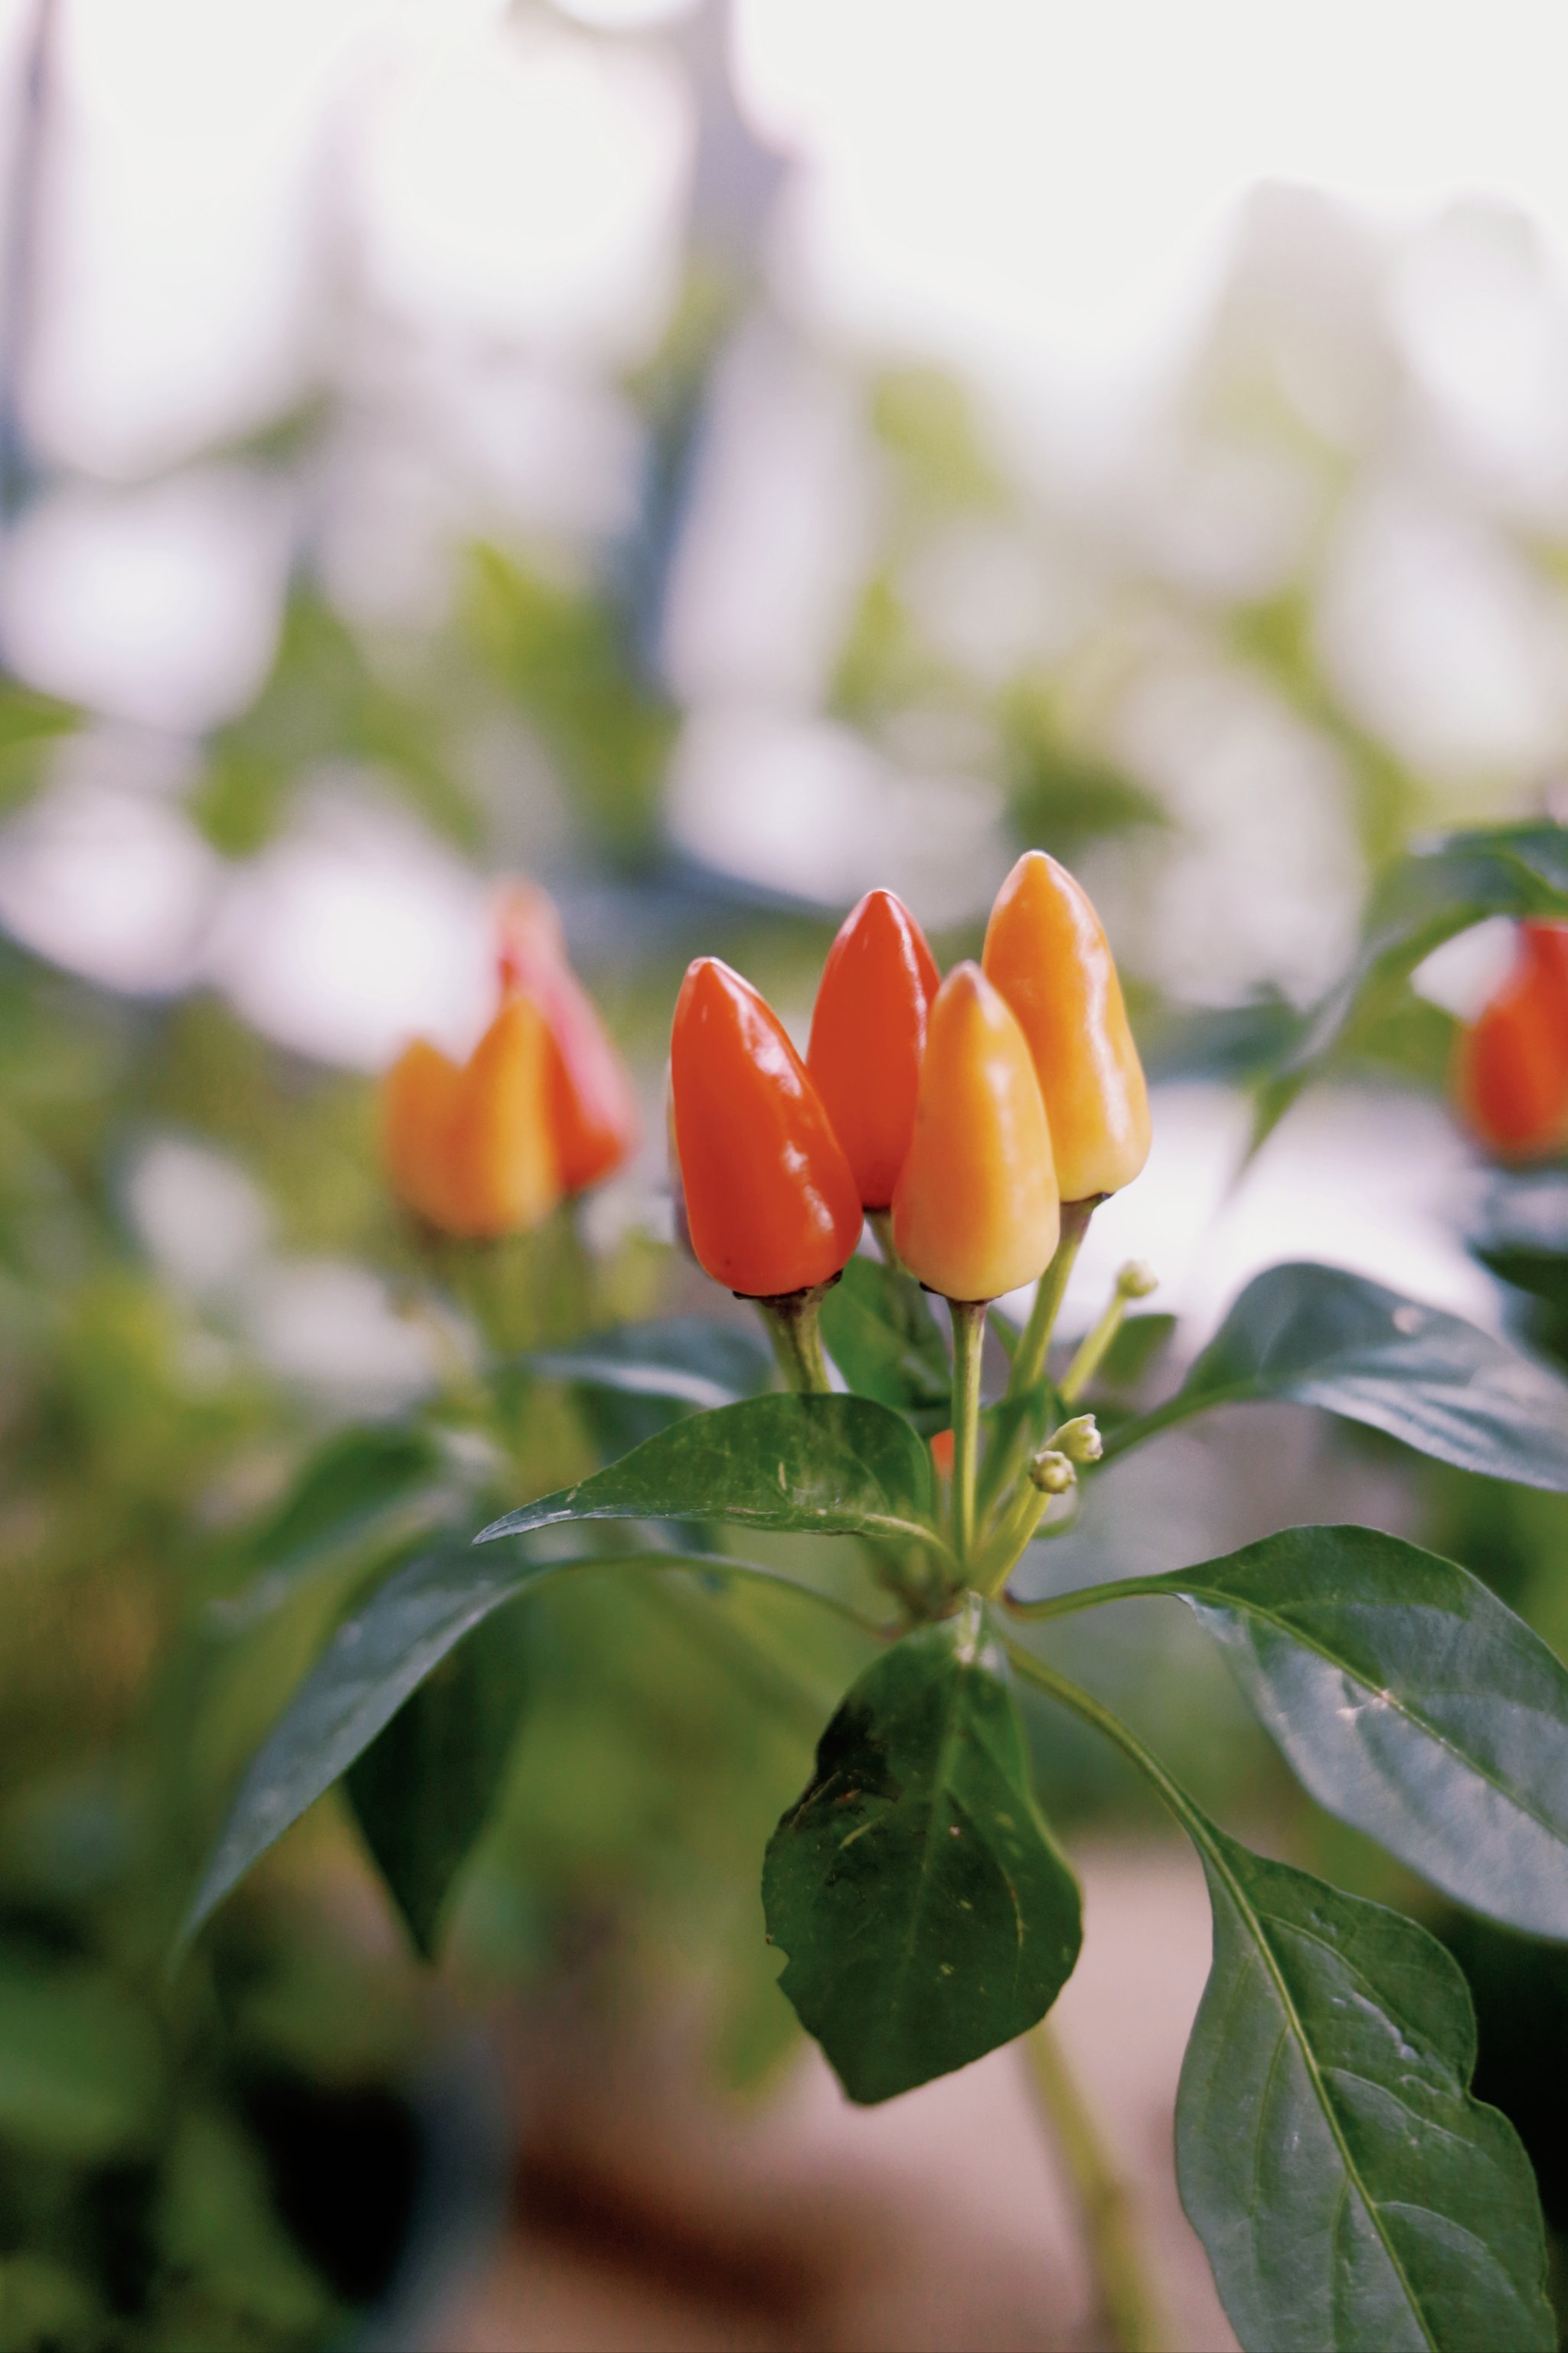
982 850 1151 1202
383 994 561 1238
891 960 1059 1301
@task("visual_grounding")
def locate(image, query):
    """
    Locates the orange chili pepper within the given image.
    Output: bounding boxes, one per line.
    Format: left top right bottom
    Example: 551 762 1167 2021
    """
496 883 638 1194
982 850 1151 1202
670 957 862 1296
892 961 1059 1301
1455 920 1568 1160
807 888 940 1210
383 993 561 1237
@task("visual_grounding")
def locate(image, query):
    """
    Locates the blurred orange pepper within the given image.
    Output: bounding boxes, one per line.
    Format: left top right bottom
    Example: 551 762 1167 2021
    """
383 994 561 1237
670 956 862 1296
983 849 1151 1203
892 961 1059 1301
807 888 940 1210
495 882 639 1194
1455 920 1568 1160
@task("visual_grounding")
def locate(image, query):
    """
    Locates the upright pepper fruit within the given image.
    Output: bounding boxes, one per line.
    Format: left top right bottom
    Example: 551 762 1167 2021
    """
983 850 1150 1202
1456 920 1568 1160
383 994 561 1237
496 882 639 1194
807 889 940 1209
670 957 862 1296
893 961 1059 1302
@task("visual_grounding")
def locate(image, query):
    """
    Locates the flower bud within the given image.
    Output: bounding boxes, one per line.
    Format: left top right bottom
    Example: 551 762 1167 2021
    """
383 995 562 1238
1047 1413 1102 1464
496 882 638 1194
1455 921 1568 1161
670 957 863 1297
807 889 940 1209
1029 1449 1076 1495
1116 1260 1158 1300
982 850 1151 1201
891 962 1059 1302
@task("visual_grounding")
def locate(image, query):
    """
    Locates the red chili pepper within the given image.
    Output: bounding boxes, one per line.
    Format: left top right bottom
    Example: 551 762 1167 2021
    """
670 957 863 1296
1455 920 1568 1160
807 889 940 1210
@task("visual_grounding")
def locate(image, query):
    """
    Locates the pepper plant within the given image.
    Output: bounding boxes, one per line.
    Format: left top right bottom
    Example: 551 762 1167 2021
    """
184 842 1568 2353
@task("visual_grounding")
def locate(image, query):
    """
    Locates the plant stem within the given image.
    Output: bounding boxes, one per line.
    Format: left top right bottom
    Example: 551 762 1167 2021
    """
973 1478 1049 1596
761 1288 832 1393
1024 2018 1169 2353
1060 1260 1156 1407
868 1207 900 1266
1008 1197 1098 1400
949 1297 987 1568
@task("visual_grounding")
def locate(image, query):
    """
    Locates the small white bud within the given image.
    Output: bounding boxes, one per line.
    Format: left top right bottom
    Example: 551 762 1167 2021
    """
1116 1260 1158 1300
1048 1413 1102 1464
1028 1449 1076 1495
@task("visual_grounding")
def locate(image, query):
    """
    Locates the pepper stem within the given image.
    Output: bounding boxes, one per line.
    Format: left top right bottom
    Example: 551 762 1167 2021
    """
1024 2018 1168 2353
1008 1196 1098 1401
948 1298 988 1568
760 1286 833 1394
867 1207 900 1268
1059 1260 1158 1407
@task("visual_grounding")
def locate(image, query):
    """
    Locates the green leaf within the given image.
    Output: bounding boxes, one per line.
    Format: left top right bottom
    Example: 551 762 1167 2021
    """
345 1598 531 1957
524 1315 774 1413
820 1256 951 1430
1134 1525 1568 1936
0 1956 162 2159
1274 822 1568 1102
181 1545 872 1946
762 1597 1082 2103
477 1394 944 1552
211 1423 450 1628
1178 1825 1553 2353
1109 1261 1568 1489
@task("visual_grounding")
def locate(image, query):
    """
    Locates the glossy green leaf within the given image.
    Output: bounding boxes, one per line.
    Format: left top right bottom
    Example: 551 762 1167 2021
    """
211 1423 450 1629
1274 822 1568 1097
1178 1825 1553 2353
345 1597 531 1959
1124 1525 1568 1936
820 1256 952 1430
1109 1261 1568 1489
181 1544 871 1946
524 1315 774 1413
763 1597 1081 2103
477 1394 943 1552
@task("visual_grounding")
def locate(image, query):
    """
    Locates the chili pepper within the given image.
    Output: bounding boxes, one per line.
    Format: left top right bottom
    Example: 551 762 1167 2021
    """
891 960 1059 1301
383 994 562 1237
496 883 638 1194
670 956 862 1296
806 889 940 1209
1456 920 1568 1160
982 849 1151 1202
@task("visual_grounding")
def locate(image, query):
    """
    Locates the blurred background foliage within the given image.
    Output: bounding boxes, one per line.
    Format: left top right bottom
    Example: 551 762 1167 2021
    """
5 0 1568 2341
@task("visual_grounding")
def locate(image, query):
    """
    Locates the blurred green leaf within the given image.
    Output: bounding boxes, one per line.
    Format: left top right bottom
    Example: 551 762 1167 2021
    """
212 1423 452 1629
346 1597 531 1958
1109 1261 1568 1490
465 544 674 861
1112 1524 1568 1935
0 2256 103 2353
156 2107 336 2331
870 367 1001 508
1001 678 1166 861
524 1315 774 1414
479 1394 943 1551
0 681 79 820
1178 1826 1553 2353
820 1257 950 1433
192 590 479 855
763 1596 1081 2103
0 1954 162 2159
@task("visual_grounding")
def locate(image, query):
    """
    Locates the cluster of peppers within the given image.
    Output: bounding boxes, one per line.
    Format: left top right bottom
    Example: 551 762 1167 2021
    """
381 881 639 1237
668 854 1152 1570
1457 917 1568 1160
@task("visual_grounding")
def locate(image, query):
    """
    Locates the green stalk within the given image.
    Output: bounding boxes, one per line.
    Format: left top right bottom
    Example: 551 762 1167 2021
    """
1024 2018 1170 2353
948 1298 988 1569
1060 1260 1157 1407
868 1206 900 1266
761 1288 833 1393
1008 1196 1097 1400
